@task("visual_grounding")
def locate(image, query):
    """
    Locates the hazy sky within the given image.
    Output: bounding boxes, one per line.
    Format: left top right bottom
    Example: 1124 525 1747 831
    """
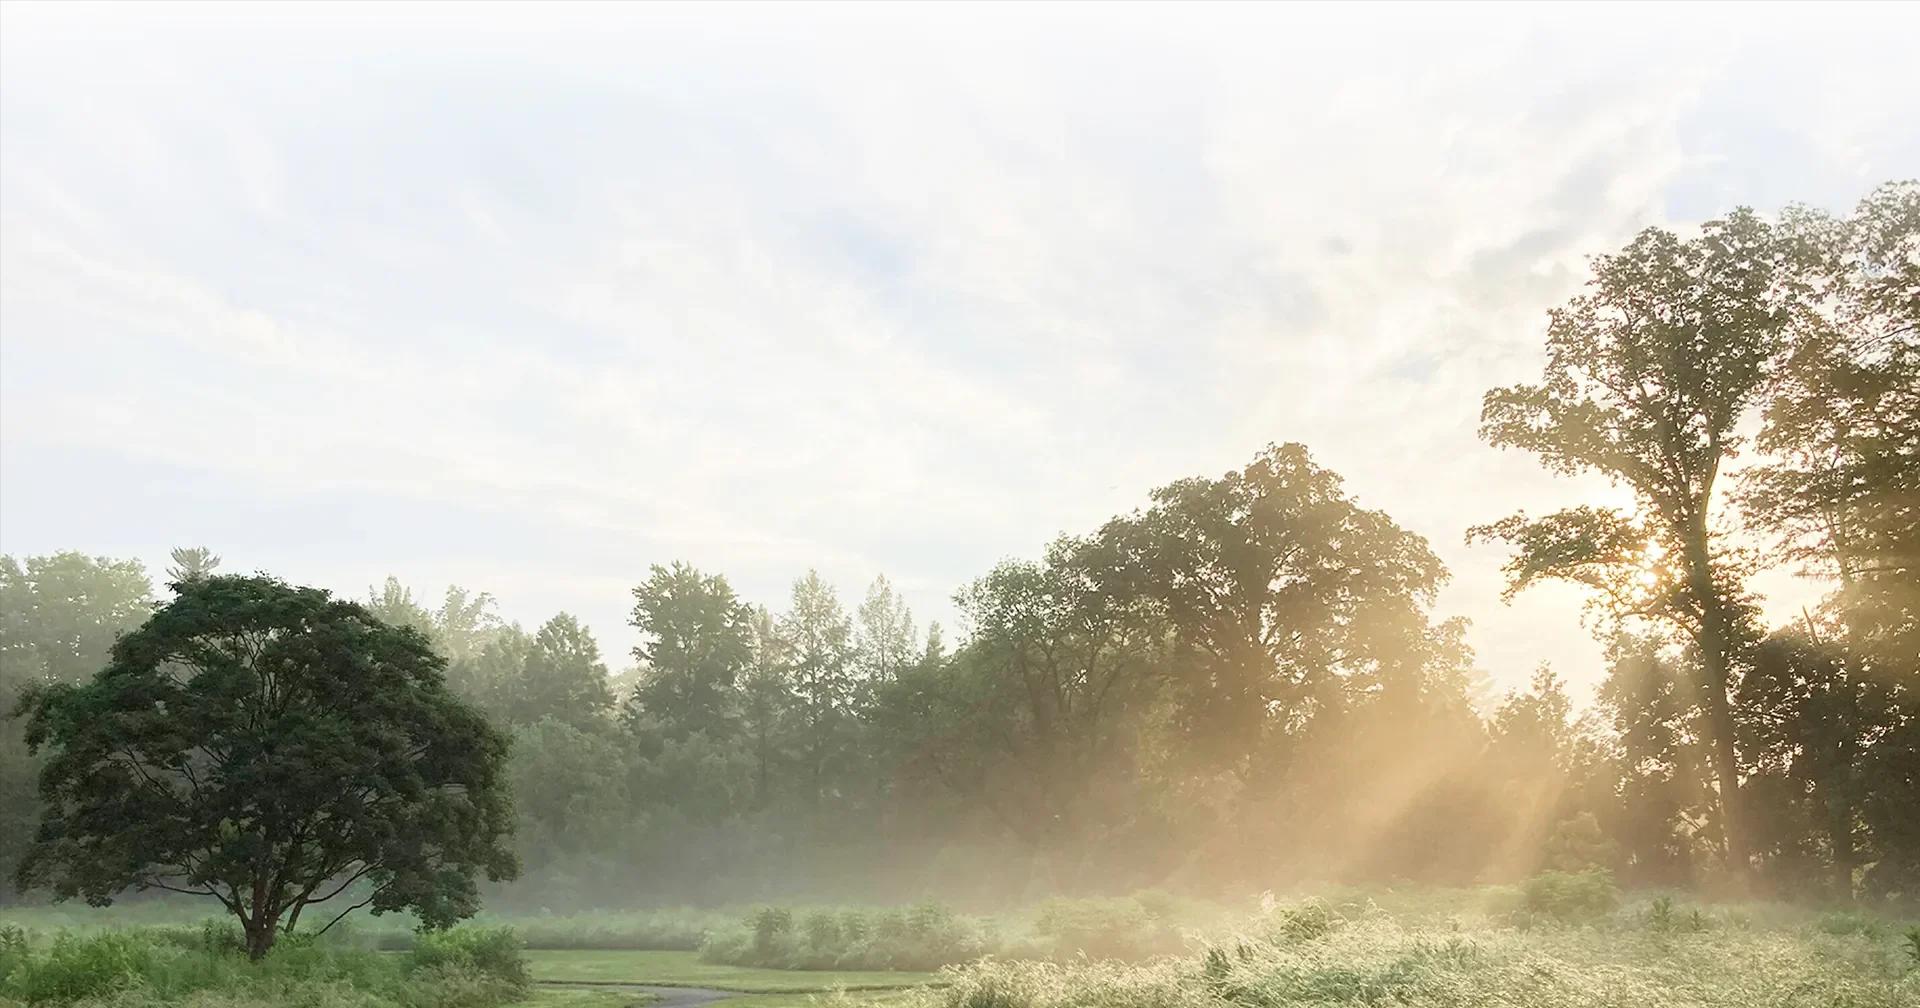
3 3 1915 703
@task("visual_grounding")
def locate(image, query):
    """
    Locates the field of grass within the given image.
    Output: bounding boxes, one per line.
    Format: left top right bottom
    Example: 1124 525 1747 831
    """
527 949 937 991
891 898 1920 1008
6 884 1917 1008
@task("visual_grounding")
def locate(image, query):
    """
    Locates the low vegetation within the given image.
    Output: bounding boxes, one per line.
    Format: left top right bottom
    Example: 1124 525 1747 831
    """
0 924 530 1008
897 897 1920 1008
4 884 1917 1006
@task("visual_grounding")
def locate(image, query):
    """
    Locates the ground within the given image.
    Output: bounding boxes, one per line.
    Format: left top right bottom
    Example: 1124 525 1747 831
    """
526 950 935 1006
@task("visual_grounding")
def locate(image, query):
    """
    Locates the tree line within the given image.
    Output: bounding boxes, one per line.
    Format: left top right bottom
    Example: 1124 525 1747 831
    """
2 180 1914 908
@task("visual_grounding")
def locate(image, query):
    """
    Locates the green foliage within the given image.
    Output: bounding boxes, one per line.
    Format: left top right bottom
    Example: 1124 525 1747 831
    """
909 908 1920 1008
407 928 528 990
702 902 992 972
625 563 755 740
0 924 529 1007
1643 896 1709 935
13 576 518 959
1515 870 1619 924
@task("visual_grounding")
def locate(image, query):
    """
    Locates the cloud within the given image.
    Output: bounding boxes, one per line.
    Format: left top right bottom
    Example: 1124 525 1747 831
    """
3 2 1914 695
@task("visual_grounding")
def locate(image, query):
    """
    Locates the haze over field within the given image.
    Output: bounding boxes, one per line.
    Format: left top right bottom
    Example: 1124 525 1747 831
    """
6 3 1917 700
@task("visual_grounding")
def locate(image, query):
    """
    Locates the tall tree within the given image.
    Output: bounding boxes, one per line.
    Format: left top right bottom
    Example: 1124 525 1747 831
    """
504 614 613 729
1596 633 1714 886
0 553 155 899
781 571 856 809
1 553 155 686
165 547 222 586
1098 442 1444 782
1744 181 1919 669
365 576 434 637
15 575 517 959
739 605 794 809
855 575 918 685
626 563 753 740
1473 208 1793 879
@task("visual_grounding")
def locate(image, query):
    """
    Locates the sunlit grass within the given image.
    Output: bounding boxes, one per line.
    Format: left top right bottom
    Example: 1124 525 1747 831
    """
526 950 937 991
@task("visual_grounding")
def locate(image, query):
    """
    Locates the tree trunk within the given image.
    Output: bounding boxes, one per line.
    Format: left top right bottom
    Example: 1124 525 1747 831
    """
1825 737 1857 901
1682 510 1751 887
243 918 277 961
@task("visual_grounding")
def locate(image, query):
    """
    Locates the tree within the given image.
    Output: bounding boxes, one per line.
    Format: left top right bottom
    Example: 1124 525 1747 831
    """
781 571 856 809
165 547 222 586
1098 442 1444 781
1596 633 1715 886
0 553 154 896
626 563 753 739
739 605 795 809
855 575 918 685
1743 182 1919 672
1 552 155 687
505 613 613 730
1473 208 1793 880
365 579 511 707
365 576 435 637
14 575 517 959
1738 630 1884 897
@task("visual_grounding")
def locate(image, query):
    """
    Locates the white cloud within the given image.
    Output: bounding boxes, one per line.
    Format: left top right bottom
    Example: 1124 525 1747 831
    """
3 2 1914 697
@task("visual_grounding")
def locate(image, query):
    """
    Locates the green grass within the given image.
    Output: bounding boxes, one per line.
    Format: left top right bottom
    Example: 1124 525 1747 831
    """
896 910 1920 1008
527 950 937 992
535 990 917 1008
521 989 656 1007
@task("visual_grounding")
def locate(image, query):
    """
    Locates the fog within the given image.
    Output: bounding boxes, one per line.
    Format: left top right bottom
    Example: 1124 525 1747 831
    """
1 0 1916 955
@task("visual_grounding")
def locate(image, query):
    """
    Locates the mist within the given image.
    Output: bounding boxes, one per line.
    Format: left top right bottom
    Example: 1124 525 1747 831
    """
1 5 1917 1008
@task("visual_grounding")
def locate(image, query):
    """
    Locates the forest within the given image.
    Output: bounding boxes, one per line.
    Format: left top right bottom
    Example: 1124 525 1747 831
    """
1 180 1915 1007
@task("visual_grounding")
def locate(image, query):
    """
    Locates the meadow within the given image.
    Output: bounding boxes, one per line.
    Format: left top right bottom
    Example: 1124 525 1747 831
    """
3 879 1916 1008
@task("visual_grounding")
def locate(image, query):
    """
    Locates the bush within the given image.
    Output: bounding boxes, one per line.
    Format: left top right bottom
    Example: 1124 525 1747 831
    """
1517 869 1619 923
1029 897 1184 961
406 928 528 991
0 923 529 1008
2 931 160 1004
700 901 992 972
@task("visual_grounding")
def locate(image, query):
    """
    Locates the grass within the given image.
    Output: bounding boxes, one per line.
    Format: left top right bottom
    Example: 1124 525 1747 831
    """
521 990 652 1007
0 923 532 1007
6 886 1915 1007
536 989 918 1008
892 903 1920 1008
526 950 937 991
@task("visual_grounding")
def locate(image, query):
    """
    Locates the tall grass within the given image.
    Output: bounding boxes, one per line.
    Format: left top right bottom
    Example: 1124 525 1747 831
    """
0 923 529 1008
897 902 1920 1008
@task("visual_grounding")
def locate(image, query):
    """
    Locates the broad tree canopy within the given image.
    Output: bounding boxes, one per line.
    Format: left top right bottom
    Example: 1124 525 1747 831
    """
15 575 518 958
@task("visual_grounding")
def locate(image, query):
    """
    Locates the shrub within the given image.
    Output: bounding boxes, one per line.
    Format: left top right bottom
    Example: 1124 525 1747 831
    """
1029 897 1182 961
406 928 528 991
1644 896 1709 934
1816 909 1885 940
2 931 159 1004
1517 869 1619 923
700 902 992 972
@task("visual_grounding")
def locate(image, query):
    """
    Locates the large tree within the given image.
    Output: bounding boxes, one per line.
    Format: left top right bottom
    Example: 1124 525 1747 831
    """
931 538 1169 875
1473 208 1793 879
14 575 517 959
503 613 613 730
1740 181 1919 896
626 562 753 740
0 553 154 897
1098 442 1444 782
781 571 857 810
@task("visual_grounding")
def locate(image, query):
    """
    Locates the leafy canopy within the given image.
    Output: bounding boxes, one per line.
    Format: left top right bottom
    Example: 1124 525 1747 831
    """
15 575 517 957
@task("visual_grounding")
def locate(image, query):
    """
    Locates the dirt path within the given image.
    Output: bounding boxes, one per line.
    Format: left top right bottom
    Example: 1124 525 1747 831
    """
540 981 740 1006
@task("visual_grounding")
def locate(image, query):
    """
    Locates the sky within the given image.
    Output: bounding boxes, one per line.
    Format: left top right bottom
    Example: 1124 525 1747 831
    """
3 2 1916 704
